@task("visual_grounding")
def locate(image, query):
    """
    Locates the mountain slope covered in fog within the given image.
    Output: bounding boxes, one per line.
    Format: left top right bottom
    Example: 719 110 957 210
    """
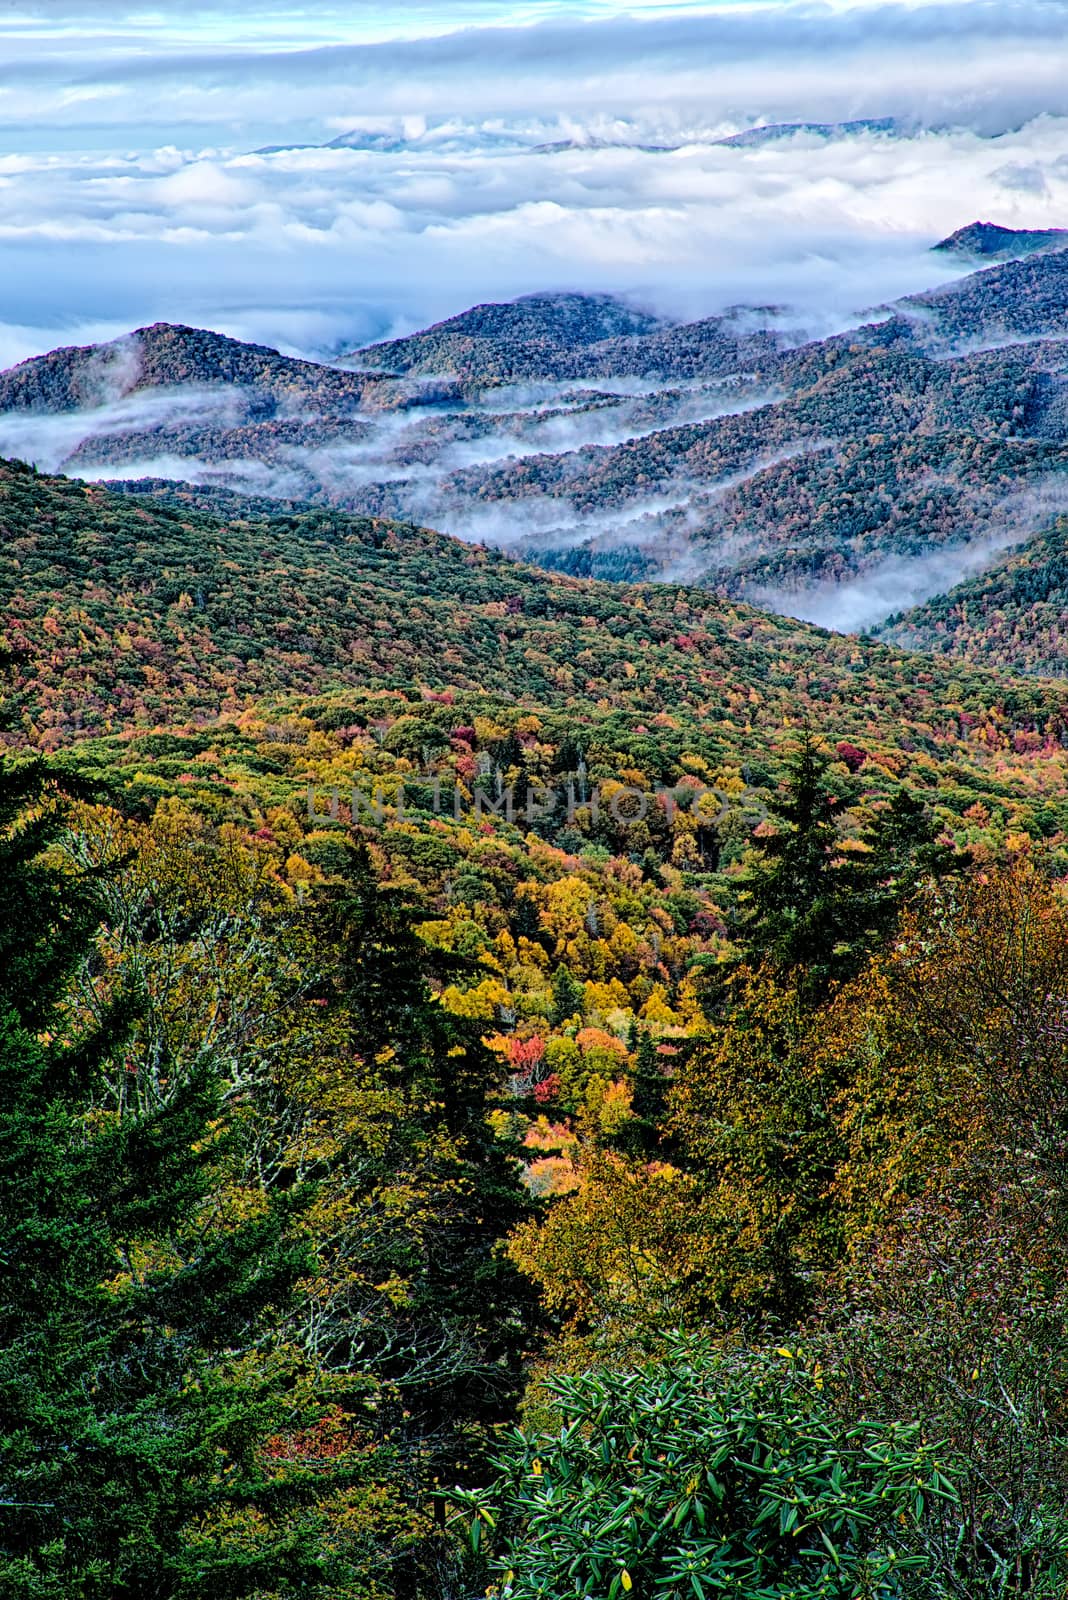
879 514 1068 675
3 235 1068 632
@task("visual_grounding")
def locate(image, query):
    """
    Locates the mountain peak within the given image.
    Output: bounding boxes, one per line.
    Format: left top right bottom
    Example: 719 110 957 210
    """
0 322 381 418
932 220 1068 261
353 291 666 375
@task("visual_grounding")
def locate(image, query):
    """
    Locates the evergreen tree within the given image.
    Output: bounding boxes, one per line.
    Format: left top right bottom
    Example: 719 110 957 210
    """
0 758 321 1597
737 733 960 1002
631 1031 668 1125
736 730 854 1000
304 844 541 1524
551 735 583 777
512 891 542 943
550 964 585 1027
615 1029 669 1157
861 784 962 940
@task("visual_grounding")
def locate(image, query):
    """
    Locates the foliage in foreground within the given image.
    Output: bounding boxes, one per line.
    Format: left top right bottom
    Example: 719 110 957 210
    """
0 758 325 1597
457 1338 960 1600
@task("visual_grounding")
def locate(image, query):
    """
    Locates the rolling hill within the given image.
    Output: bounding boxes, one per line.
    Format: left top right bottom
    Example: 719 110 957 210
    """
3 458 1068 864
2 241 1068 633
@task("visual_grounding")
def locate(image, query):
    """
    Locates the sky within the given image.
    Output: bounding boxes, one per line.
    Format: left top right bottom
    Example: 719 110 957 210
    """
1 0 1068 362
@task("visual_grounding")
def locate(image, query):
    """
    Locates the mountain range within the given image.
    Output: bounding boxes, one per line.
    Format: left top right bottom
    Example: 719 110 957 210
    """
3 224 1068 673
257 116 914 160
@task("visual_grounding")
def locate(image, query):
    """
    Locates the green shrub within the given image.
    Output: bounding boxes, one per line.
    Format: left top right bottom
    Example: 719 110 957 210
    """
458 1337 958 1600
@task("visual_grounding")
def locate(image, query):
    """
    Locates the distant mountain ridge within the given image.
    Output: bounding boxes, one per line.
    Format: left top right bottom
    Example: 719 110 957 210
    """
355 292 667 373
258 116 912 161
2 457 1065 789
4 247 1068 644
713 118 903 148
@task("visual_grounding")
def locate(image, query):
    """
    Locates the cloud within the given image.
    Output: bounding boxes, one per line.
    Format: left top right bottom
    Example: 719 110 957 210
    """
0 2 1067 368
6 107 1068 364
6 2 1068 141
0 386 253 473
754 535 1030 632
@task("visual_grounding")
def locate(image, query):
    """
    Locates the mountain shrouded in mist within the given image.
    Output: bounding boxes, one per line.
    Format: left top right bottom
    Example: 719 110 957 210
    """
933 220 1068 262
5 240 1068 640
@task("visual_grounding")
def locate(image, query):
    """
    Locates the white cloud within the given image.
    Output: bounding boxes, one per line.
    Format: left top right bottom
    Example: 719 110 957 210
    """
0 2 1067 361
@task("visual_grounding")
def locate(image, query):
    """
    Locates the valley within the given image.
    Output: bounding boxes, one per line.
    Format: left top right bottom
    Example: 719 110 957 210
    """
2 234 1068 647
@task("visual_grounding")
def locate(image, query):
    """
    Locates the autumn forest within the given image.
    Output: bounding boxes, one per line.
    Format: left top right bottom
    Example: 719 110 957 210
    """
0 401 1066 1600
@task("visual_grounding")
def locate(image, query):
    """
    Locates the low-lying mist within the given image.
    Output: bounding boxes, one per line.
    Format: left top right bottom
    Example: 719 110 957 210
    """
0 387 249 475
753 481 1068 633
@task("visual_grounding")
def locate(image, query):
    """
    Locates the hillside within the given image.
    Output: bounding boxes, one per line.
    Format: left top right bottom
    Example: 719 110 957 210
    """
4 250 1068 629
0 322 400 415
879 514 1068 675
354 292 668 379
2 460 1068 854
7 462 1068 1600
13 4 1068 1589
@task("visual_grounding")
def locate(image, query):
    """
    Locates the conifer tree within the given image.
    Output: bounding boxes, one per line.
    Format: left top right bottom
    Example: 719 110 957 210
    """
632 1031 667 1120
860 784 961 942
737 733 959 1002
617 1029 670 1156
551 963 585 1026
736 730 852 1000
0 758 321 1598
304 843 540 1501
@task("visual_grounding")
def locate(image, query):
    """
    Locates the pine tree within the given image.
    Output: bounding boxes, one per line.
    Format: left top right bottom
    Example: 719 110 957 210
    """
615 1029 669 1156
551 735 583 777
736 730 854 1000
632 1031 667 1125
737 733 961 1003
512 891 542 943
0 758 321 1598
304 844 540 1518
861 784 962 941
551 963 585 1027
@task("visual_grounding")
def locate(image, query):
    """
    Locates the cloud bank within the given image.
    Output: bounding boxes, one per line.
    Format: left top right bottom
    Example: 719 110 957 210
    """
0 1 1067 364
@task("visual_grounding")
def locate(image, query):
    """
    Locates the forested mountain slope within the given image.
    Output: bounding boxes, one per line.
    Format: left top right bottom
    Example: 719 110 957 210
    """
0 321 400 415
880 513 1068 674
3 459 1068 877
933 220 1068 262
5 245 1068 625
0 457 1063 748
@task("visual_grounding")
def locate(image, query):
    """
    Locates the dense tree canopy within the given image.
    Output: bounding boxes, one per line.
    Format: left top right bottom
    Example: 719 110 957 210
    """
1 458 1067 1596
